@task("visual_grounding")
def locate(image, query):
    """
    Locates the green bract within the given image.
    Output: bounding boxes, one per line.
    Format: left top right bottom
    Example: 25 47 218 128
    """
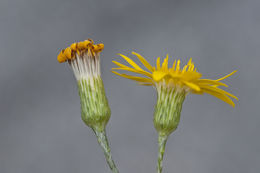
154 86 186 137
78 77 111 132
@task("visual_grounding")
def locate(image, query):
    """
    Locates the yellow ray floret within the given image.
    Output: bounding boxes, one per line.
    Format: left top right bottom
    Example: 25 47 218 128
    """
57 39 104 63
112 52 238 107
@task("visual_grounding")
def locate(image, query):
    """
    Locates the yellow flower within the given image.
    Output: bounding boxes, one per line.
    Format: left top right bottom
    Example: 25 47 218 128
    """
112 52 238 107
112 51 238 173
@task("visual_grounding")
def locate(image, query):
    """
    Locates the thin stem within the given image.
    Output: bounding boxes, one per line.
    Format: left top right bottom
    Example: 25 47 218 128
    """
93 129 119 173
157 134 168 173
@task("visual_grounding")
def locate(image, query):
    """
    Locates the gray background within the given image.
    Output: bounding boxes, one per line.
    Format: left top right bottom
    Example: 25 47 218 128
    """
0 0 259 172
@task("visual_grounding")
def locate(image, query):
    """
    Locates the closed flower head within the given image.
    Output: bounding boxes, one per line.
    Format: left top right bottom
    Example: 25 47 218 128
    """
57 39 110 131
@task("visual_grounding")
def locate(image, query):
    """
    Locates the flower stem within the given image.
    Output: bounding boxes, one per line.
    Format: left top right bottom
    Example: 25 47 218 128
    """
93 129 119 173
157 134 168 173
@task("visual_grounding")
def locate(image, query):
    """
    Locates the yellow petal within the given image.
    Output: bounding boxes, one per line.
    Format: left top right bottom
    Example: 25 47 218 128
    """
215 70 237 81
118 54 143 71
183 81 201 91
132 52 154 72
201 88 235 107
161 55 169 71
112 67 152 78
176 60 181 71
112 61 130 69
156 57 161 70
112 71 153 83
187 58 193 65
200 85 238 100
196 79 228 87
188 59 195 72
152 71 167 81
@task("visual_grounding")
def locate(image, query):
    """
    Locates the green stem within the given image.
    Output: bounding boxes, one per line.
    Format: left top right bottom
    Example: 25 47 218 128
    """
93 129 119 173
157 134 168 173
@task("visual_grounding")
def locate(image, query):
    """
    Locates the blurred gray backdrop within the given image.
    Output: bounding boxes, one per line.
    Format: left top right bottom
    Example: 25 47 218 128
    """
0 0 259 172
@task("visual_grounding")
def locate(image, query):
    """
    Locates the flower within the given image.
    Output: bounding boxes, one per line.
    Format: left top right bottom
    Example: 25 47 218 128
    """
112 52 238 173
57 39 119 173
57 39 110 131
112 52 238 107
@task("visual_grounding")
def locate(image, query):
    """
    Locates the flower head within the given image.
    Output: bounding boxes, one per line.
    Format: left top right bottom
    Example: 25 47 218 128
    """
57 40 119 172
112 52 238 107
112 51 238 173
57 39 110 131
